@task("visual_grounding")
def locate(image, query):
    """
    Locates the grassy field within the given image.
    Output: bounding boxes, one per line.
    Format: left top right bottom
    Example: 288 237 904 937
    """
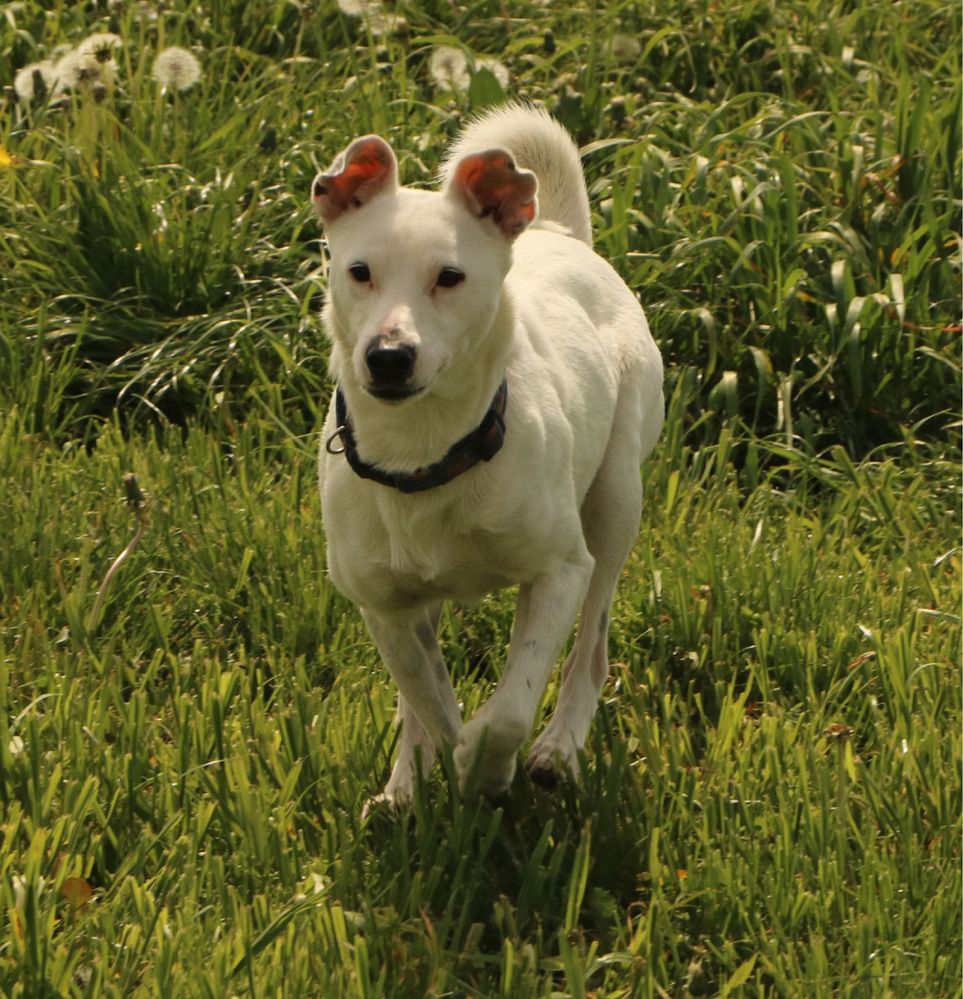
1 1 960 996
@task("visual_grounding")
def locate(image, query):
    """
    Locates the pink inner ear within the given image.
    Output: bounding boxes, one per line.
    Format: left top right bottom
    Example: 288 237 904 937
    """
339 144 393 195
452 150 537 237
314 137 396 222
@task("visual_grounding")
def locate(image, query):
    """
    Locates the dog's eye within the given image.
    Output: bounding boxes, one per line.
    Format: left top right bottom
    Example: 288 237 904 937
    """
348 262 371 283
436 267 465 289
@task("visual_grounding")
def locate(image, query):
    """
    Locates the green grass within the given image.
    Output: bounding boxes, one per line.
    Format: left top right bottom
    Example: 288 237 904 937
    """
1 1 960 996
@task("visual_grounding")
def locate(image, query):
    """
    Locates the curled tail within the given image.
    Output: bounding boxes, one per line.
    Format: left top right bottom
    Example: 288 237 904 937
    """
440 102 593 246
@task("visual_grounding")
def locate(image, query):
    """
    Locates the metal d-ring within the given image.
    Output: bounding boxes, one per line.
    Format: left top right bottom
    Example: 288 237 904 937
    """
325 426 347 455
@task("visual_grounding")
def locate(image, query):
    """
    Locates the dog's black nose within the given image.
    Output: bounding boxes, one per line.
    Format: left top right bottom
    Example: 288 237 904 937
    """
365 340 416 387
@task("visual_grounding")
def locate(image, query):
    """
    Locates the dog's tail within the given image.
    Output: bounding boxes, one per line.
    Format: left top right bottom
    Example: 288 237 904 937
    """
440 103 593 246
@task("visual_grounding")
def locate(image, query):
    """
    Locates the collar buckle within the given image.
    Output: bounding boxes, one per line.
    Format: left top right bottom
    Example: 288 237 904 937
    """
325 426 347 455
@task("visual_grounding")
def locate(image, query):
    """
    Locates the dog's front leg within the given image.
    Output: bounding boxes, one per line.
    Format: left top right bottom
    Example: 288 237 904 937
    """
362 694 435 817
361 606 462 806
454 554 593 796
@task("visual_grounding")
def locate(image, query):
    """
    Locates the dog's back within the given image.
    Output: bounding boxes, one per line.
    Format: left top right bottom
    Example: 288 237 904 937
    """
440 103 593 247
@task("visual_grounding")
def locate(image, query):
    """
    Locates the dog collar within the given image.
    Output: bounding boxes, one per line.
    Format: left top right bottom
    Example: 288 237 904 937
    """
327 380 508 493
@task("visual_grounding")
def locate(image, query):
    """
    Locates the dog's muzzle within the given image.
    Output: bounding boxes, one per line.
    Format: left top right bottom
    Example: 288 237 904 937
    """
365 339 417 400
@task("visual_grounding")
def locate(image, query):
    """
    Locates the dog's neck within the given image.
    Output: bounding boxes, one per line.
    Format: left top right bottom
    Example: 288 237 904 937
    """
332 296 514 474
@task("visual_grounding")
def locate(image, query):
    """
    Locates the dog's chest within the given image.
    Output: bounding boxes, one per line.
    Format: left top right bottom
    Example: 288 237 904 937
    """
376 496 513 595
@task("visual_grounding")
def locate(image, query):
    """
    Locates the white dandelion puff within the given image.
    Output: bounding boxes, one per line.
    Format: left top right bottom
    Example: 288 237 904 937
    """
476 57 510 88
605 33 642 64
152 46 202 93
368 11 407 37
53 49 104 92
132 2 159 24
337 0 382 15
78 32 122 63
430 46 470 92
13 61 57 102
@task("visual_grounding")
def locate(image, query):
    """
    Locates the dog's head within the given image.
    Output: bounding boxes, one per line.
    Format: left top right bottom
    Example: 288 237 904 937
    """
312 134 537 402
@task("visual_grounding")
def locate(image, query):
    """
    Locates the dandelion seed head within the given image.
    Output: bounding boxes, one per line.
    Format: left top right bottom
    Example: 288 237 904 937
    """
476 57 510 88
337 0 382 15
78 32 122 63
430 46 470 92
152 46 202 92
13 61 57 103
53 50 104 92
605 33 641 64
368 11 407 37
133 2 159 24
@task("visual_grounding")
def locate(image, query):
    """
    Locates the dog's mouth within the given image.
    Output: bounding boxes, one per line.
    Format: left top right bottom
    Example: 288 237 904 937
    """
366 384 424 402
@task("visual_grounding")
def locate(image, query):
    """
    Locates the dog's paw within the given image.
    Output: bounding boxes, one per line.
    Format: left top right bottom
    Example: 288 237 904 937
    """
360 789 411 822
454 713 527 797
527 759 561 790
525 735 580 789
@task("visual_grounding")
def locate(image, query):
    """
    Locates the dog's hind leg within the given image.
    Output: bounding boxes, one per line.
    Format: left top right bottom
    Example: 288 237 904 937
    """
526 385 653 785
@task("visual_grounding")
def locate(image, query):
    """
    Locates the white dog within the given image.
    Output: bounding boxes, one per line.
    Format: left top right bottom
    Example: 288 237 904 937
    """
313 104 663 809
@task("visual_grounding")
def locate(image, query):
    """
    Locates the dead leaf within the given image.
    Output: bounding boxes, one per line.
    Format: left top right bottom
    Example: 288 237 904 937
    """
62 877 93 911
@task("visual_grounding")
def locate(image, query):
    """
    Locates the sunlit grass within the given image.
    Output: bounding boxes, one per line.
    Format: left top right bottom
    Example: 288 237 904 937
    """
1 406 958 997
1 0 959 448
0 0 960 996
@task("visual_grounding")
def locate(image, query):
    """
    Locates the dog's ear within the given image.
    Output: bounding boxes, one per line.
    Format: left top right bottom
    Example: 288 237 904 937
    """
312 135 398 223
447 149 538 239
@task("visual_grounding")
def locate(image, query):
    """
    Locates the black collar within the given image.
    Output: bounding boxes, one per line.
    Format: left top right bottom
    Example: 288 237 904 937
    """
327 380 508 494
